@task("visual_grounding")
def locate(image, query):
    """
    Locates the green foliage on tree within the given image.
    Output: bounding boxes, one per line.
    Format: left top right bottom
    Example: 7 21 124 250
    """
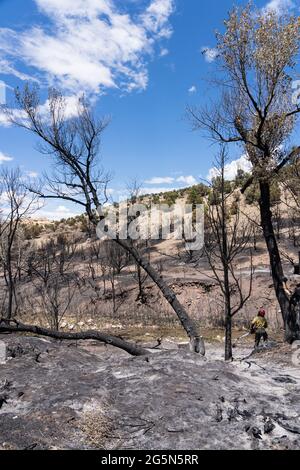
162 190 179 207
22 223 43 240
245 181 281 206
208 177 232 206
234 169 251 189
151 194 160 205
187 184 209 207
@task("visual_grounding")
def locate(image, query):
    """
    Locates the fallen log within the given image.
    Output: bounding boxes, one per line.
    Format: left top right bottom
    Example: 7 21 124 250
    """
0 319 149 357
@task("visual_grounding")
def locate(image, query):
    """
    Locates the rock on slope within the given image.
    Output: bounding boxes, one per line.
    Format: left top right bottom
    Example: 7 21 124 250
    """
0 335 300 450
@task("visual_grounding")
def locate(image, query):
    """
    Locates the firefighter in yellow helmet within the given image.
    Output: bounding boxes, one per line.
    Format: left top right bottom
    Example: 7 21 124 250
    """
251 308 268 348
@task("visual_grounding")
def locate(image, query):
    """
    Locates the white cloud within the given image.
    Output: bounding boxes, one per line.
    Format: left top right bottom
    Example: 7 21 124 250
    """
107 186 175 202
0 0 175 96
0 107 27 127
57 205 71 213
26 171 39 178
2 93 94 129
37 209 80 220
141 0 174 38
0 111 10 127
145 175 197 186
38 94 84 121
35 203 81 220
106 174 198 203
145 176 175 184
263 0 295 15
160 48 169 57
0 152 13 164
0 59 38 82
177 175 197 185
201 47 218 63
207 155 252 181
188 85 197 94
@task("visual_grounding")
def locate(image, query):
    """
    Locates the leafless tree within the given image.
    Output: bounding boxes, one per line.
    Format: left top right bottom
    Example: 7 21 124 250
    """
188 4 300 341
105 240 129 275
97 240 128 314
5 87 204 354
131 240 149 304
34 275 77 331
0 167 39 319
202 148 253 360
126 179 149 304
25 235 77 284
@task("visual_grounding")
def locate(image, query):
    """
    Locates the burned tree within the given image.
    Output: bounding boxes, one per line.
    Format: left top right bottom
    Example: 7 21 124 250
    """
126 180 149 304
188 4 300 341
203 148 253 361
6 86 204 354
0 168 39 319
34 275 77 331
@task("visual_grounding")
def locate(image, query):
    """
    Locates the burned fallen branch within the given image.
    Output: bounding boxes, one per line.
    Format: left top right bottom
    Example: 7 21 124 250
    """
0 319 148 357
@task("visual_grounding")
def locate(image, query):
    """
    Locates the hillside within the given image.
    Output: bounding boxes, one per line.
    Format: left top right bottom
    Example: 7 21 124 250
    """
8 175 299 340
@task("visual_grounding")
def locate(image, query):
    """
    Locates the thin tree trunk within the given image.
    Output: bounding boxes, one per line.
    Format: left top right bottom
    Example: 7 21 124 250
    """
225 306 232 361
136 264 146 303
223 263 232 361
259 181 291 340
221 169 232 361
111 273 116 314
6 254 14 321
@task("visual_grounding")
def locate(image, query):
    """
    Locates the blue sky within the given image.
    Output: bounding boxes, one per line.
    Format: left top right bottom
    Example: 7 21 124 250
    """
0 0 299 218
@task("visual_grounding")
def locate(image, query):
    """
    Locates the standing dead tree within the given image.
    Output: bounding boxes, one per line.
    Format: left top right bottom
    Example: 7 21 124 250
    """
132 240 149 304
126 179 149 304
100 240 128 314
23 235 79 330
202 148 253 360
34 275 77 331
0 167 39 319
5 86 204 354
188 4 300 342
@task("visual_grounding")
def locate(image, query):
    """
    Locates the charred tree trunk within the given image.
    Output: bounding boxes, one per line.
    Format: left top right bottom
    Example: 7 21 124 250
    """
223 253 232 361
4 250 15 321
115 239 205 355
221 176 232 362
0 319 148 356
136 263 147 304
287 287 300 342
7 86 205 356
259 181 291 340
224 304 232 362
7 266 14 321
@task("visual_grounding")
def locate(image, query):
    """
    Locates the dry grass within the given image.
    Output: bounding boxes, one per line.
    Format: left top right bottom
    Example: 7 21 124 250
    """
79 403 121 449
